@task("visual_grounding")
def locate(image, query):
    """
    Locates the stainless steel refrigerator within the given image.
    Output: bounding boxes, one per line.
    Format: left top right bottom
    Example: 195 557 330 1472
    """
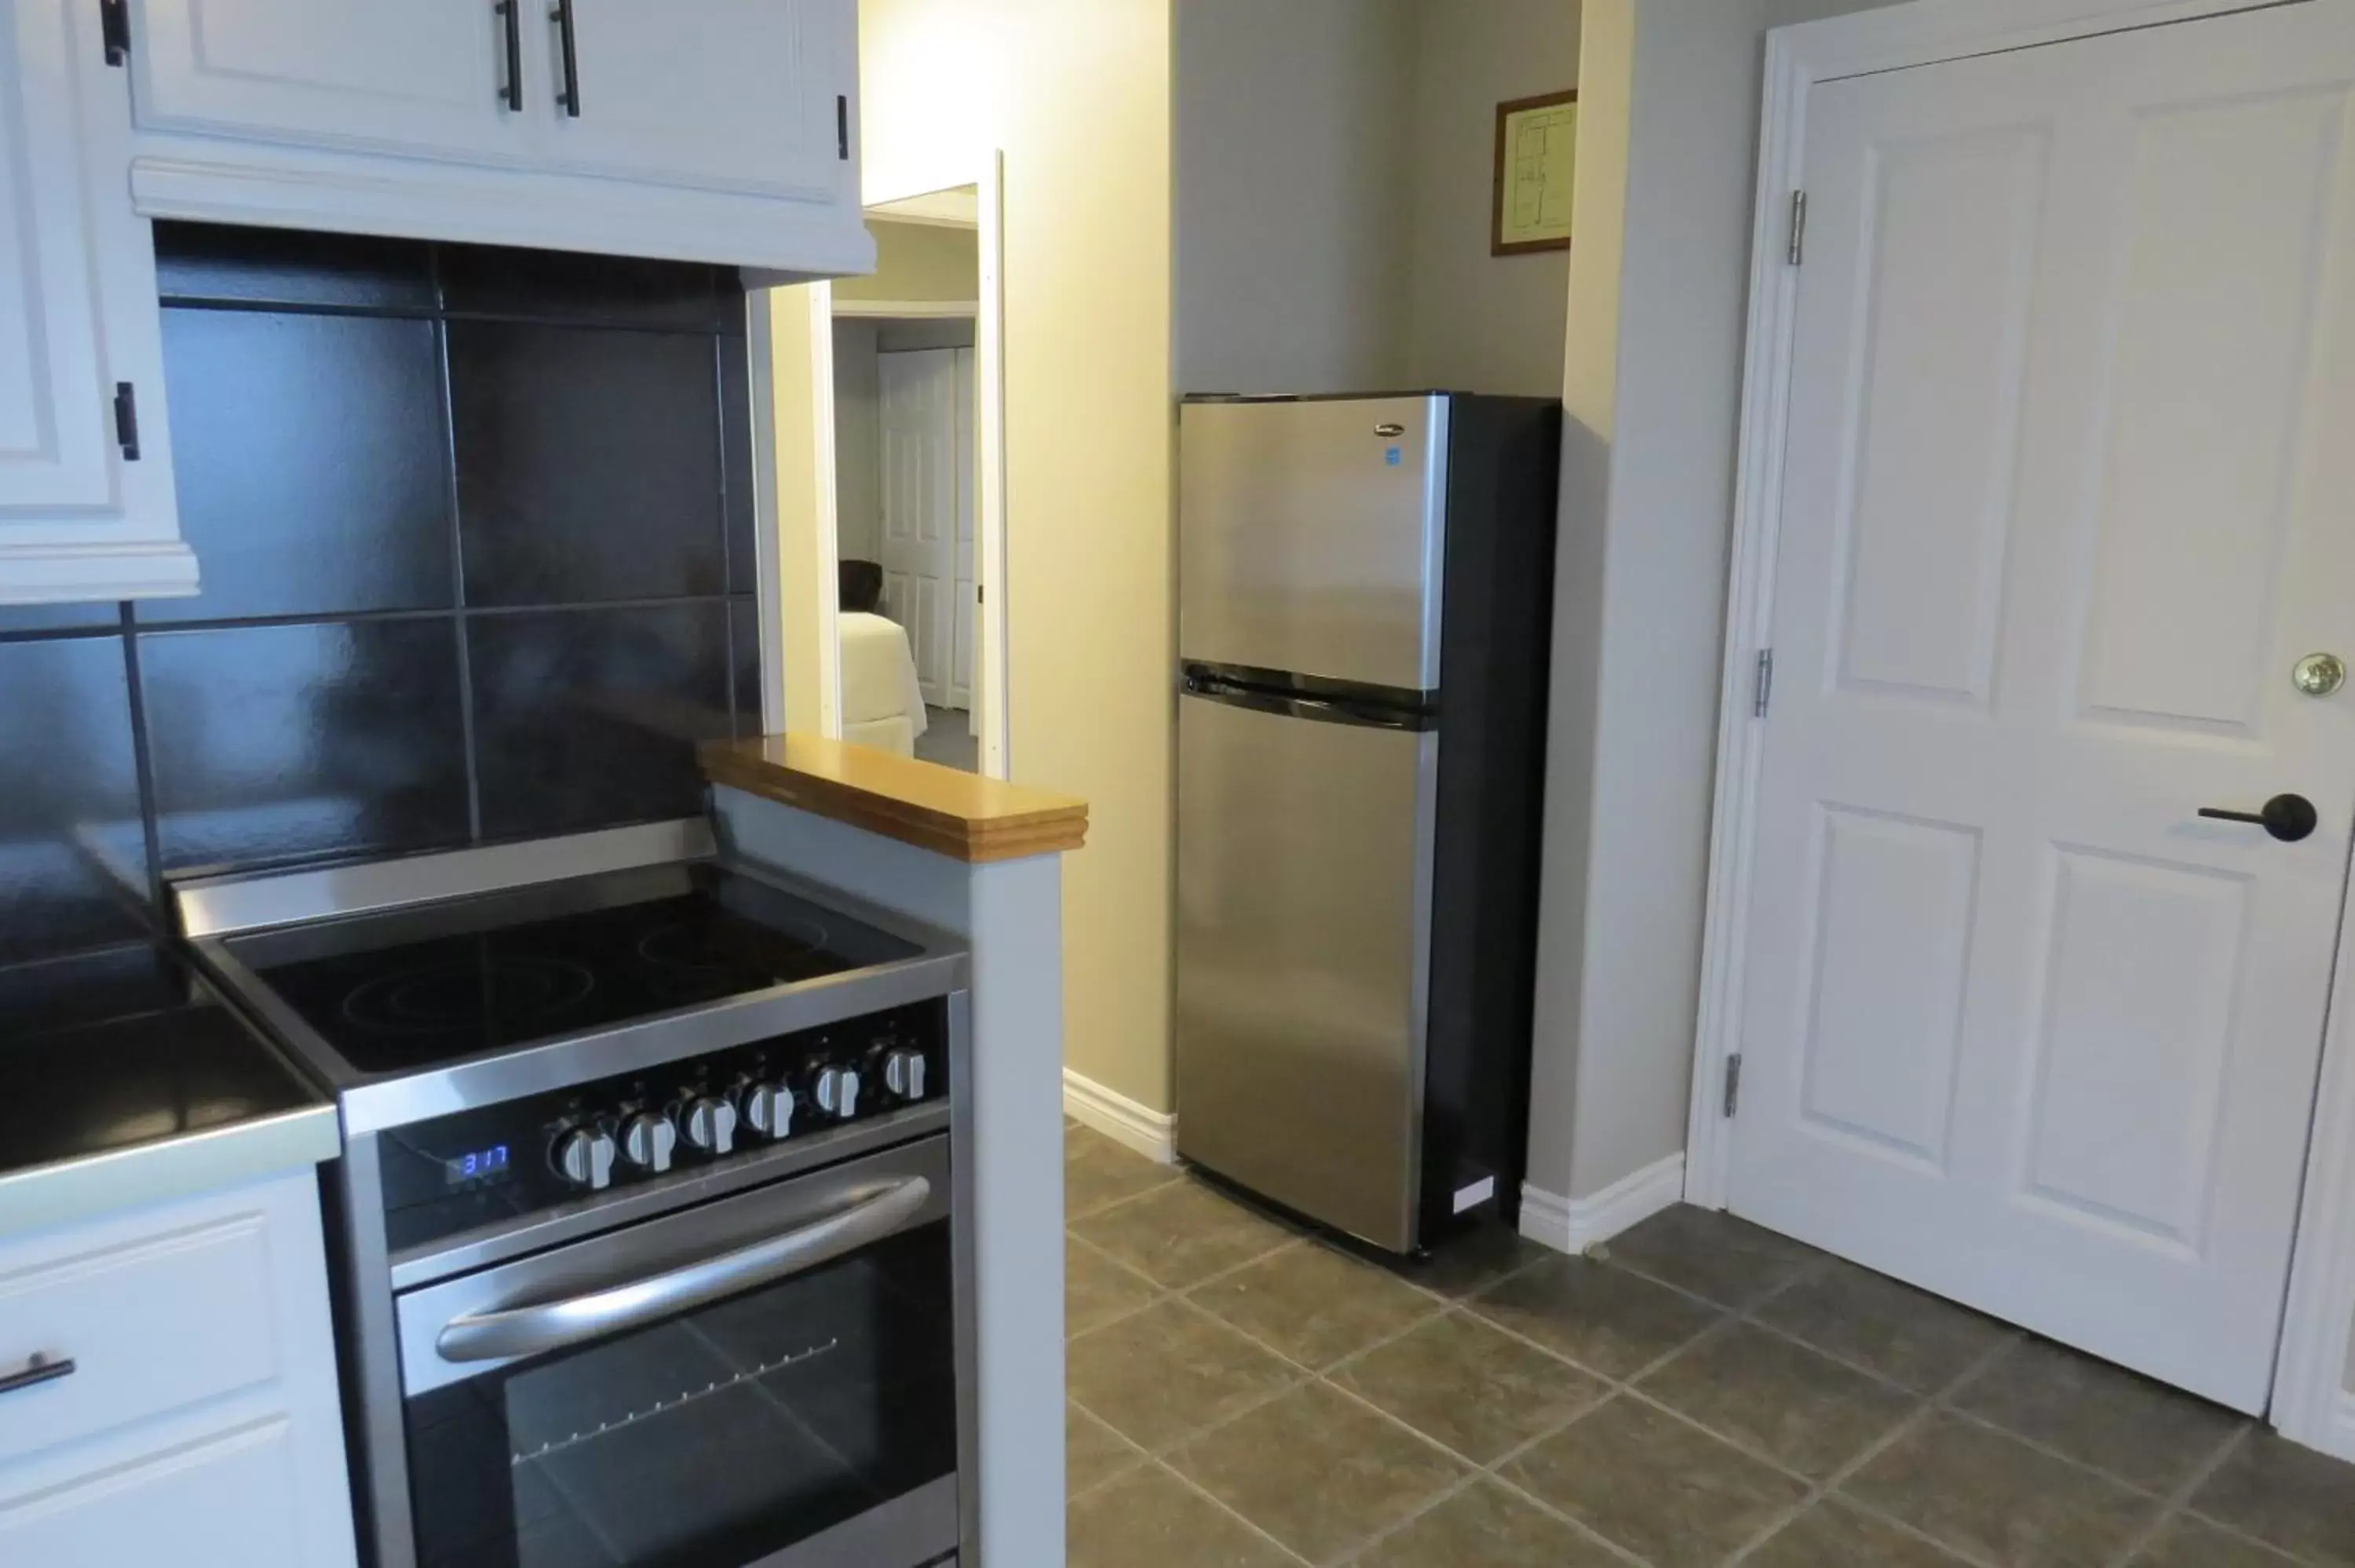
1175 392 1561 1254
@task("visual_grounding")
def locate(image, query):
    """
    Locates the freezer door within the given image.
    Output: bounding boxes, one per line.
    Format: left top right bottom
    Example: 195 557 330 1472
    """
1174 685 1437 1252
1179 396 1448 693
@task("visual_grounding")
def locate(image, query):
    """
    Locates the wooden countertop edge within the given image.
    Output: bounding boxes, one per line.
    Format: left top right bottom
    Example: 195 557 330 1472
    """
700 737 1089 863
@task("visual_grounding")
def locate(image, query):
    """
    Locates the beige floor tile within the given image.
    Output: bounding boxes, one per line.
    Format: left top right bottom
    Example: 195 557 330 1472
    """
1065 1125 1182 1220
1067 1299 1300 1453
1067 1465 1294 1568
1842 1412 2160 1567
1068 1234 1161 1336
2134 1515 2302 1567
1952 1338 2246 1493
1333 1311 1607 1464
1189 1242 1439 1369
1746 1500 1972 1566
1638 1321 1919 1480
1072 1180 1295 1290
1470 1253 1724 1378
2192 1431 2355 1568
1502 1395 1811 1568
1601 1205 1823 1309
1353 1480 1625 1567
1170 1382 1470 1564
1068 1401 1144 1498
1754 1257 2012 1394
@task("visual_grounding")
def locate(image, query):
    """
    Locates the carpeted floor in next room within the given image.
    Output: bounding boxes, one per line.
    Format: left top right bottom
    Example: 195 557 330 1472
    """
1061 1121 2355 1568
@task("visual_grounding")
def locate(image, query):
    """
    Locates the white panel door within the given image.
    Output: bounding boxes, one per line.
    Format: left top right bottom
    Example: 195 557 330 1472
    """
535 0 853 202
127 0 531 164
1732 1 2355 1411
0 0 188 602
0 1419 308 1566
879 349 957 708
951 344 977 717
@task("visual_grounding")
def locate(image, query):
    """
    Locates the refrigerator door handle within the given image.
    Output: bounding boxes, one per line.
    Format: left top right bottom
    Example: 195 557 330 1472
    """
1181 678 1432 732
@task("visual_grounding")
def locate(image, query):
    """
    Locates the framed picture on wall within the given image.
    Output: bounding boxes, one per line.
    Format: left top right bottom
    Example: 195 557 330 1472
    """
1492 89 1579 255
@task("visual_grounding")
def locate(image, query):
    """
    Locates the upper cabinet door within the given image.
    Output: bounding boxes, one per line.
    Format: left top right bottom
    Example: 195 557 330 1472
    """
531 0 854 203
0 0 191 602
127 0 530 166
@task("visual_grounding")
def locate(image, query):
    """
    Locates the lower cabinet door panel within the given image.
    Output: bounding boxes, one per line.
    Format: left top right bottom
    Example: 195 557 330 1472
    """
0 1418 305 1567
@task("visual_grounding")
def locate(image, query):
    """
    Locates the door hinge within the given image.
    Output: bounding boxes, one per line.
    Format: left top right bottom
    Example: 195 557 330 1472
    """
99 0 130 65
1723 1052 1743 1118
1752 647 1774 718
1787 190 1807 266
837 95 849 160
112 381 141 461
976 581 984 604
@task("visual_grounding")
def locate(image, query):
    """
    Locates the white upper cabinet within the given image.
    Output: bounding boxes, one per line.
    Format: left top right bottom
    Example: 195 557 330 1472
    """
119 0 874 276
126 0 526 165
0 0 192 604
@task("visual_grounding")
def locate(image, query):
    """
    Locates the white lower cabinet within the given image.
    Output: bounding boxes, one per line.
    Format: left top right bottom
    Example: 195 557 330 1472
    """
0 0 191 605
0 1169 356 1568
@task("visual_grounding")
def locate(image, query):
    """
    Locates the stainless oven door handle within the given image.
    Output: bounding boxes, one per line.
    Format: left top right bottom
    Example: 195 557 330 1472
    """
433 1175 931 1365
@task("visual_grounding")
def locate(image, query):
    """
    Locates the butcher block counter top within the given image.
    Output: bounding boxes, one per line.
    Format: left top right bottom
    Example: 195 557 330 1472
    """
700 734 1089 862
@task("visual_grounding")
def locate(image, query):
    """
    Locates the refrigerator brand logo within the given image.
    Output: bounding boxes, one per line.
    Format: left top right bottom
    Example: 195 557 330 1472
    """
1374 423 1407 438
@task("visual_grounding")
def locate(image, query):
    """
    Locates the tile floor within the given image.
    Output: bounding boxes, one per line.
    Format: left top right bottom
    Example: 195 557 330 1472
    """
1061 1122 2355 1568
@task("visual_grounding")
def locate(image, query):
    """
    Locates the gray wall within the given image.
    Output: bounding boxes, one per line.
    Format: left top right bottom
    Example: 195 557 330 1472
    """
832 318 882 565
1173 0 1580 399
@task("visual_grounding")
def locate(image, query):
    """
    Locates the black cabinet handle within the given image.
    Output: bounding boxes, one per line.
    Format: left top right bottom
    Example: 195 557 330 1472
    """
0 1353 75 1398
550 0 580 116
2199 793 2319 843
495 0 522 111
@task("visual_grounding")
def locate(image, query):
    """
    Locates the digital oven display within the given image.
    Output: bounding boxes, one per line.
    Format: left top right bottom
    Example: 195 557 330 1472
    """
443 1143 512 1187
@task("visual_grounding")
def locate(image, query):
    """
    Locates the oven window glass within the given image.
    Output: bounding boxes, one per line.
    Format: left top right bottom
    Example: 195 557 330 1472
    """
407 1220 956 1567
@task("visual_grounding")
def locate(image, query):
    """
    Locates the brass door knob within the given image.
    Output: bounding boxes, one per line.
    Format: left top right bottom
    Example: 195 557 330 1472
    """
2294 653 2346 697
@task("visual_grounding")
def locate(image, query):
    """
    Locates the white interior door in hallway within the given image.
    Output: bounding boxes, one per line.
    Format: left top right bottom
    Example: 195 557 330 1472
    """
1726 1 2355 1413
878 347 970 707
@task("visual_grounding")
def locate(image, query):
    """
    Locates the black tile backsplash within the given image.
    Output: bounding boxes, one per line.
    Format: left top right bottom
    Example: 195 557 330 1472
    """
0 633 151 965
470 602 732 840
0 224 766 965
141 618 473 870
451 321 727 605
152 308 455 622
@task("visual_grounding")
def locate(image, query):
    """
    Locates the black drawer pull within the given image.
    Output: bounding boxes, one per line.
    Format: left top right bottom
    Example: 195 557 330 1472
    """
550 0 580 116
494 0 522 111
0 1353 75 1397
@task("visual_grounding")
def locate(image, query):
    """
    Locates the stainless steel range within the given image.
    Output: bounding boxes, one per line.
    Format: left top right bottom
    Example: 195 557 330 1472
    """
179 822 972 1568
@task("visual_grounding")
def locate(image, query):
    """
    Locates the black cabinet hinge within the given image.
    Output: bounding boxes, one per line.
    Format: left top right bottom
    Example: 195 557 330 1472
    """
113 382 141 461
837 95 849 160
1722 1052 1743 1118
100 0 130 65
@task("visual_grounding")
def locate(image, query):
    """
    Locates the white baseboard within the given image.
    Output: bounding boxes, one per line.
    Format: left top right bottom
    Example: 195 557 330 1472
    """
1064 1068 1177 1165
1519 1153 1687 1256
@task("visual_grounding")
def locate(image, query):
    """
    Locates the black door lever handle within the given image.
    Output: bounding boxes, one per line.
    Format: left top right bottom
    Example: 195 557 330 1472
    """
2199 793 2319 843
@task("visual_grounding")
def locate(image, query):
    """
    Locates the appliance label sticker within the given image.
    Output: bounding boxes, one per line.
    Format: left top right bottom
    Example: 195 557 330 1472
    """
1452 1176 1496 1214
1385 447 1403 465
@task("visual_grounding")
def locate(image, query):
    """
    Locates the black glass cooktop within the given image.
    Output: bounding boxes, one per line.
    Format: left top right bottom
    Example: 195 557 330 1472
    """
232 864 920 1076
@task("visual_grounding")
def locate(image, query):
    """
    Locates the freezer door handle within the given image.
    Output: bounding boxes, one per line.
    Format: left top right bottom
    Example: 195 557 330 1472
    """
1180 675 1433 732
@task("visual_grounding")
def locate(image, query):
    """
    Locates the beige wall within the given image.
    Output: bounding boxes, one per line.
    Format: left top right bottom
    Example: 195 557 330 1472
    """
1406 0 1583 399
834 218 980 305
1172 0 1416 394
859 0 1176 1112
831 319 882 564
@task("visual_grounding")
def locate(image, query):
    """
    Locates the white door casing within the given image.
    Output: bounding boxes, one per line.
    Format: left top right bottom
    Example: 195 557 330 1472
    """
879 348 958 708
1718 1 2355 1413
953 343 977 719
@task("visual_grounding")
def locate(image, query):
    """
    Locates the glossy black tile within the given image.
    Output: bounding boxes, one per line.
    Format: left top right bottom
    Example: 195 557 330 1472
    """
149 308 456 622
438 243 724 328
729 597 765 737
140 618 470 870
719 333 758 596
0 635 149 963
153 221 436 311
468 603 730 840
450 321 727 606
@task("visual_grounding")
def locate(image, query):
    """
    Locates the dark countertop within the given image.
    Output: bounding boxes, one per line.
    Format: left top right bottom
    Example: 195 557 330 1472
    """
0 940 341 1237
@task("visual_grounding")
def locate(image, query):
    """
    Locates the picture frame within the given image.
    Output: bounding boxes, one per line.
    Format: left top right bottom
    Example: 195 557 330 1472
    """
1491 89 1579 256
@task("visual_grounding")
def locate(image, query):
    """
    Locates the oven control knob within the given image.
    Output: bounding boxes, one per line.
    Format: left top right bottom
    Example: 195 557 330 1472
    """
554 1126 616 1191
739 1079 796 1140
882 1048 929 1103
681 1093 737 1155
620 1109 677 1173
813 1064 862 1121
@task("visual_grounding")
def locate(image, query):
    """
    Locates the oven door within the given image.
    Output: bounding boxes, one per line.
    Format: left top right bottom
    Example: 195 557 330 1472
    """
392 1136 959 1568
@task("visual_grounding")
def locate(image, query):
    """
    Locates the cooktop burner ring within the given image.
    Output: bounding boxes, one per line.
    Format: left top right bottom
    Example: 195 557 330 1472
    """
338 955 598 1037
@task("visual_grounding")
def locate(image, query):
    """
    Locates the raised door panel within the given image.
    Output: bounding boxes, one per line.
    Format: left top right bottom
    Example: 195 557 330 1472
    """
127 0 528 165
0 1419 308 1566
0 0 188 601
535 0 851 202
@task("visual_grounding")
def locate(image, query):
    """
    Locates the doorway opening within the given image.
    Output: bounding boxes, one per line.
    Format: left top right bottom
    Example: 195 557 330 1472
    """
762 164 1008 778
